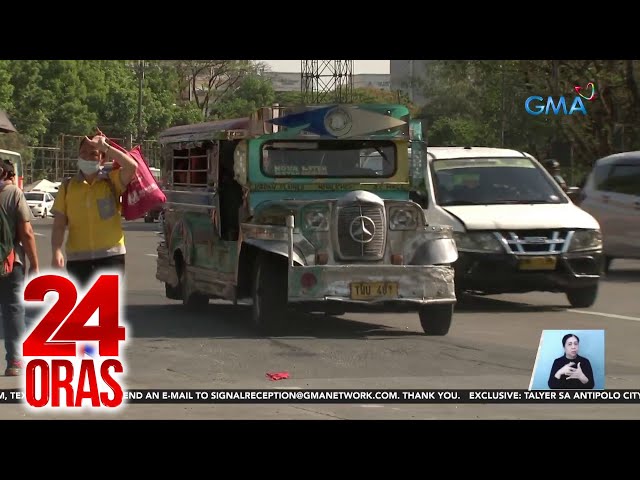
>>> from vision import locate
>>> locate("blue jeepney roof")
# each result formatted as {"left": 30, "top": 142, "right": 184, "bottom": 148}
{"left": 158, "top": 103, "right": 412, "bottom": 145}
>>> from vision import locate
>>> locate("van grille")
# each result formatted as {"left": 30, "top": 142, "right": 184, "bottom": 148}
{"left": 498, "top": 230, "right": 570, "bottom": 254}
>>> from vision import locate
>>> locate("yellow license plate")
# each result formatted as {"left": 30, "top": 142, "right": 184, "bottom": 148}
{"left": 350, "top": 282, "right": 399, "bottom": 300}
{"left": 518, "top": 256, "right": 557, "bottom": 271}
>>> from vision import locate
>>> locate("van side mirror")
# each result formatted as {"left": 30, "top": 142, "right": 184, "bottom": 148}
{"left": 566, "top": 186, "right": 582, "bottom": 203}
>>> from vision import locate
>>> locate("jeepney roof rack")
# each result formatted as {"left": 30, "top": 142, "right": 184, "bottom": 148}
{"left": 158, "top": 103, "right": 413, "bottom": 144}
{"left": 158, "top": 117, "right": 251, "bottom": 145}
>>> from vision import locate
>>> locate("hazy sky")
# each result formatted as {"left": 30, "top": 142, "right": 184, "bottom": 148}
{"left": 261, "top": 60, "right": 390, "bottom": 74}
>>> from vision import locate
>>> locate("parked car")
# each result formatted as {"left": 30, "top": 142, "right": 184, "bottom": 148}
{"left": 410, "top": 146, "right": 604, "bottom": 308}
{"left": 24, "top": 190, "right": 55, "bottom": 218}
{"left": 576, "top": 152, "right": 640, "bottom": 272}
{"left": 144, "top": 203, "right": 163, "bottom": 223}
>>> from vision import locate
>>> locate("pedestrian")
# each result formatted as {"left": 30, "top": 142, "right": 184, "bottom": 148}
{"left": 0, "top": 159, "right": 39, "bottom": 376}
{"left": 543, "top": 159, "right": 568, "bottom": 192}
{"left": 50, "top": 131, "right": 138, "bottom": 286}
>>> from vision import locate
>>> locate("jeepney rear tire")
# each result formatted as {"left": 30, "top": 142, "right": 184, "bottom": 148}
{"left": 165, "top": 282, "right": 181, "bottom": 300}
{"left": 418, "top": 304, "right": 454, "bottom": 336}
{"left": 180, "top": 267, "right": 209, "bottom": 310}
{"left": 252, "top": 253, "right": 287, "bottom": 334}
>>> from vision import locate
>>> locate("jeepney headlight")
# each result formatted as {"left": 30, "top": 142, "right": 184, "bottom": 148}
{"left": 568, "top": 229, "right": 602, "bottom": 251}
{"left": 389, "top": 206, "right": 418, "bottom": 230}
{"left": 454, "top": 232, "right": 504, "bottom": 252}
{"left": 303, "top": 207, "right": 329, "bottom": 231}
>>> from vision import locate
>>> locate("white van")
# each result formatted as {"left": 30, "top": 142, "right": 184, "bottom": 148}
{"left": 411, "top": 146, "right": 604, "bottom": 308}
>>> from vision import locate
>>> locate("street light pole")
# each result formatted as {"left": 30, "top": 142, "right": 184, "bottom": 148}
{"left": 137, "top": 60, "right": 145, "bottom": 144}
{"left": 500, "top": 62, "right": 505, "bottom": 147}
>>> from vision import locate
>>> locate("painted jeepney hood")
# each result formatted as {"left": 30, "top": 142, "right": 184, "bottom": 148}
{"left": 243, "top": 103, "right": 413, "bottom": 211}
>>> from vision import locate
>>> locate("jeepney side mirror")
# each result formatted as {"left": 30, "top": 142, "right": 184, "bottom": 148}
{"left": 410, "top": 189, "right": 429, "bottom": 209}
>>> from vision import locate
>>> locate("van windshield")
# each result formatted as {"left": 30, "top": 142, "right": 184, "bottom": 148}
{"left": 432, "top": 157, "right": 568, "bottom": 205}
{"left": 261, "top": 140, "right": 397, "bottom": 178}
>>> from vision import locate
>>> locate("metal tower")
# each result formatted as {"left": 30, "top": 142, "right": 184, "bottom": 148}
{"left": 301, "top": 60, "right": 354, "bottom": 104}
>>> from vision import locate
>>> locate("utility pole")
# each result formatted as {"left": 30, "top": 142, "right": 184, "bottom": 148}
{"left": 500, "top": 62, "right": 505, "bottom": 147}
{"left": 137, "top": 60, "right": 145, "bottom": 144}
{"left": 301, "top": 60, "right": 353, "bottom": 104}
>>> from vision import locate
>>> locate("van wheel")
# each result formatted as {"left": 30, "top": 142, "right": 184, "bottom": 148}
{"left": 419, "top": 304, "right": 454, "bottom": 336}
{"left": 180, "top": 267, "right": 209, "bottom": 310}
{"left": 252, "top": 254, "right": 287, "bottom": 334}
{"left": 566, "top": 285, "right": 598, "bottom": 308}
{"left": 42, "top": 209, "right": 48, "bottom": 218}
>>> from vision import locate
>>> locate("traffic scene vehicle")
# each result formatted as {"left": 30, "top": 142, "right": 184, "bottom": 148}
{"left": 409, "top": 146, "right": 604, "bottom": 308}
{"left": 155, "top": 103, "right": 459, "bottom": 335}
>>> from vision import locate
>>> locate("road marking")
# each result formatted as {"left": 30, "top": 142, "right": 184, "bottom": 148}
{"left": 571, "top": 310, "right": 640, "bottom": 322}
{"left": 34, "top": 232, "right": 45, "bottom": 237}
{"left": 145, "top": 254, "right": 158, "bottom": 257}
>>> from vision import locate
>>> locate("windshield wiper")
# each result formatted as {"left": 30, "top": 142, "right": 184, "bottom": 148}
{"left": 491, "top": 200, "right": 558, "bottom": 204}
{"left": 440, "top": 200, "right": 481, "bottom": 206}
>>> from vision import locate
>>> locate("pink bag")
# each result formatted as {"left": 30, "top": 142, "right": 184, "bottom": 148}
{"left": 107, "top": 140, "right": 166, "bottom": 221}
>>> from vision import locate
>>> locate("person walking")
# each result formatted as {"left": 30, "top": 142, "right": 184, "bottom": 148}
{"left": 51, "top": 131, "right": 138, "bottom": 286}
{"left": 0, "top": 159, "right": 39, "bottom": 376}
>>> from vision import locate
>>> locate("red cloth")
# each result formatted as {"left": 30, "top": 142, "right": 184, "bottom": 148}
{"left": 107, "top": 140, "right": 166, "bottom": 221}
{"left": 266, "top": 372, "right": 290, "bottom": 381}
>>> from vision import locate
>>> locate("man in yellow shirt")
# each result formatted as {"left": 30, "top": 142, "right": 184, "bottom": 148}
{"left": 51, "top": 132, "right": 138, "bottom": 286}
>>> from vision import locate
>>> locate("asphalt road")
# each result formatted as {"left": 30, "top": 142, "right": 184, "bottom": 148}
{"left": 1, "top": 218, "right": 639, "bottom": 419}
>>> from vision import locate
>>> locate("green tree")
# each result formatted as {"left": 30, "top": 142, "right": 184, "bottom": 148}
{"left": 0, "top": 60, "right": 14, "bottom": 111}
{"left": 210, "top": 74, "right": 275, "bottom": 119}
{"left": 5, "top": 60, "right": 54, "bottom": 146}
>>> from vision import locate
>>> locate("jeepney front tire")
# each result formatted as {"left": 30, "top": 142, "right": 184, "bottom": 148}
{"left": 252, "top": 254, "right": 287, "bottom": 334}
{"left": 418, "top": 304, "right": 454, "bottom": 336}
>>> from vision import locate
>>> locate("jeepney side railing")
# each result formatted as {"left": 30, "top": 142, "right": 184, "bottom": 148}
{"left": 286, "top": 214, "right": 295, "bottom": 268}
{"left": 163, "top": 189, "right": 218, "bottom": 212}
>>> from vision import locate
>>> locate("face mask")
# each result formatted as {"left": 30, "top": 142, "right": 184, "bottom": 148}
{"left": 77, "top": 158, "right": 102, "bottom": 175}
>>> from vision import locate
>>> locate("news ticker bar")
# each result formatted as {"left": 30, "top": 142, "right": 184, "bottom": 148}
{"left": 2, "top": 389, "right": 640, "bottom": 404}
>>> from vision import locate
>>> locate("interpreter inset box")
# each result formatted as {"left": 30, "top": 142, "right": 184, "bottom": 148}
{"left": 529, "top": 330, "right": 605, "bottom": 390}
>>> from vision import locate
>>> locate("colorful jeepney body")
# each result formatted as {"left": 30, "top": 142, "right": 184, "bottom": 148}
{"left": 155, "top": 103, "right": 458, "bottom": 334}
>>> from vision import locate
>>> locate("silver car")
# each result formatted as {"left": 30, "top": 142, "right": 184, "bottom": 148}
{"left": 577, "top": 152, "right": 640, "bottom": 271}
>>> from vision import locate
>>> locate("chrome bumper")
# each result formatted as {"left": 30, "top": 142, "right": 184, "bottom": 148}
{"left": 287, "top": 264, "right": 456, "bottom": 305}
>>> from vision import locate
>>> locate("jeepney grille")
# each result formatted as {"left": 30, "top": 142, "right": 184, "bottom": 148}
{"left": 498, "top": 230, "right": 570, "bottom": 254}
{"left": 336, "top": 204, "right": 386, "bottom": 260}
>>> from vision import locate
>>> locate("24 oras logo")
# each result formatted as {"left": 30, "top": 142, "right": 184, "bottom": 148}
{"left": 525, "top": 82, "right": 597, "bottom": 116}
{"left": 21, "top": 271, "right": 128, "bottom": 411}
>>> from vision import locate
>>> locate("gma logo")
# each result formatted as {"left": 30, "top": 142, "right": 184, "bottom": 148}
{"left": 524, "top": 96, "right": 587, "bottom": 116}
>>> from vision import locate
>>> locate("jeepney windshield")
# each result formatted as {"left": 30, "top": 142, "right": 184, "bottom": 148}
{"left": 261, "top": 140, "right": 397, "bottom": 178}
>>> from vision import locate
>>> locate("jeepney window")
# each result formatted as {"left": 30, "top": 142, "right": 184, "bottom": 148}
{"left": 172, "top": 147, "right": 208, "bottom": 186}
{"left": 260, "top": 140, "right": 397, "bottom": 178}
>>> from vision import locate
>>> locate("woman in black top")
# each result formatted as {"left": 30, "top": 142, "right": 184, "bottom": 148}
{"left": 548, "top": 333, "right": 595, "bottom": 389}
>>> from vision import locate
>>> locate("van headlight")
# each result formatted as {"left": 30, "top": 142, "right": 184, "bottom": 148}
{"left": 454, "top": 232, "right": 504, "bottom": 252}
{"left": 568, "top": 230, "right": 602, "bottom": 251}
{"left": 302, "top": 207, "right": 329, "bottom": 231}
{"left": 389, "top": 206, "right": 418, "bottom": 230}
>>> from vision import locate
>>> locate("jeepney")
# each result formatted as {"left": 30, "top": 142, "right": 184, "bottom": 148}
{"left": 155, "top": 103, "right": 458, "bottom": 335}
